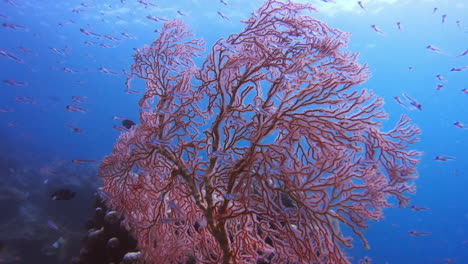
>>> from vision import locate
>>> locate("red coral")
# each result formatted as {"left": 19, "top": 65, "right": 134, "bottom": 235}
{"left": 99, "top": 1, "right": 421, "bottom": 263}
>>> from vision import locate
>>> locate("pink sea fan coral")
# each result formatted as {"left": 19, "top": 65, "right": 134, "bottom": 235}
{"left": 98, "top": 1, "right": 421, "bottom": 263}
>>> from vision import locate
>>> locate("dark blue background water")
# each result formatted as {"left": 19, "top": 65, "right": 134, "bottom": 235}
{"left": 0, "top": 0, "right": 467, "bottom": 263}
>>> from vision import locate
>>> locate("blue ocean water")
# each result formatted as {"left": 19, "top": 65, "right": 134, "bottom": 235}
{"left": 0, "top": 0, "right": 466, "bottom": 263}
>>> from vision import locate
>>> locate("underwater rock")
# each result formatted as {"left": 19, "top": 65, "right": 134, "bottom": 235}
{"left": 107, "top": 237, "right": 120, "bottom": 249}
{"left": 88, "top": 227, "right": 104, "bottom": 240}
{"left": 95, "top": 207, "right": 103, "bottom": 217}
{"left": 72, "top": 197, "right": 138, "bottom": 264}
{"left": 104, "top": 211, "right": 119, "bottom": 225}
{"left": 121, "top": 251, "right": 140, "bottom": 264}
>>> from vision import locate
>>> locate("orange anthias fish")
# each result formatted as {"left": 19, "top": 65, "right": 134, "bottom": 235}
{"left": 434, "top": 156, "right": 456, "bottom": 161}
{"left": 408, "top": 230, "right": 431, "bottom": 236}
{"left": 409, "top": 205, "right": 429, "bottom": 211}
{"left": 454, "top": 121, "right": 468, "bottom": 129}
{"left": 71, "top": 159, "right": 97, "bottom": 164}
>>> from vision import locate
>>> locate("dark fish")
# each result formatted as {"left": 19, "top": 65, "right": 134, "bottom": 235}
{"left": 122, "top": 119, "right": 135, "bottom": 129}
{"left": 51, "top": 189, "right": 76, "bottom": 200}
